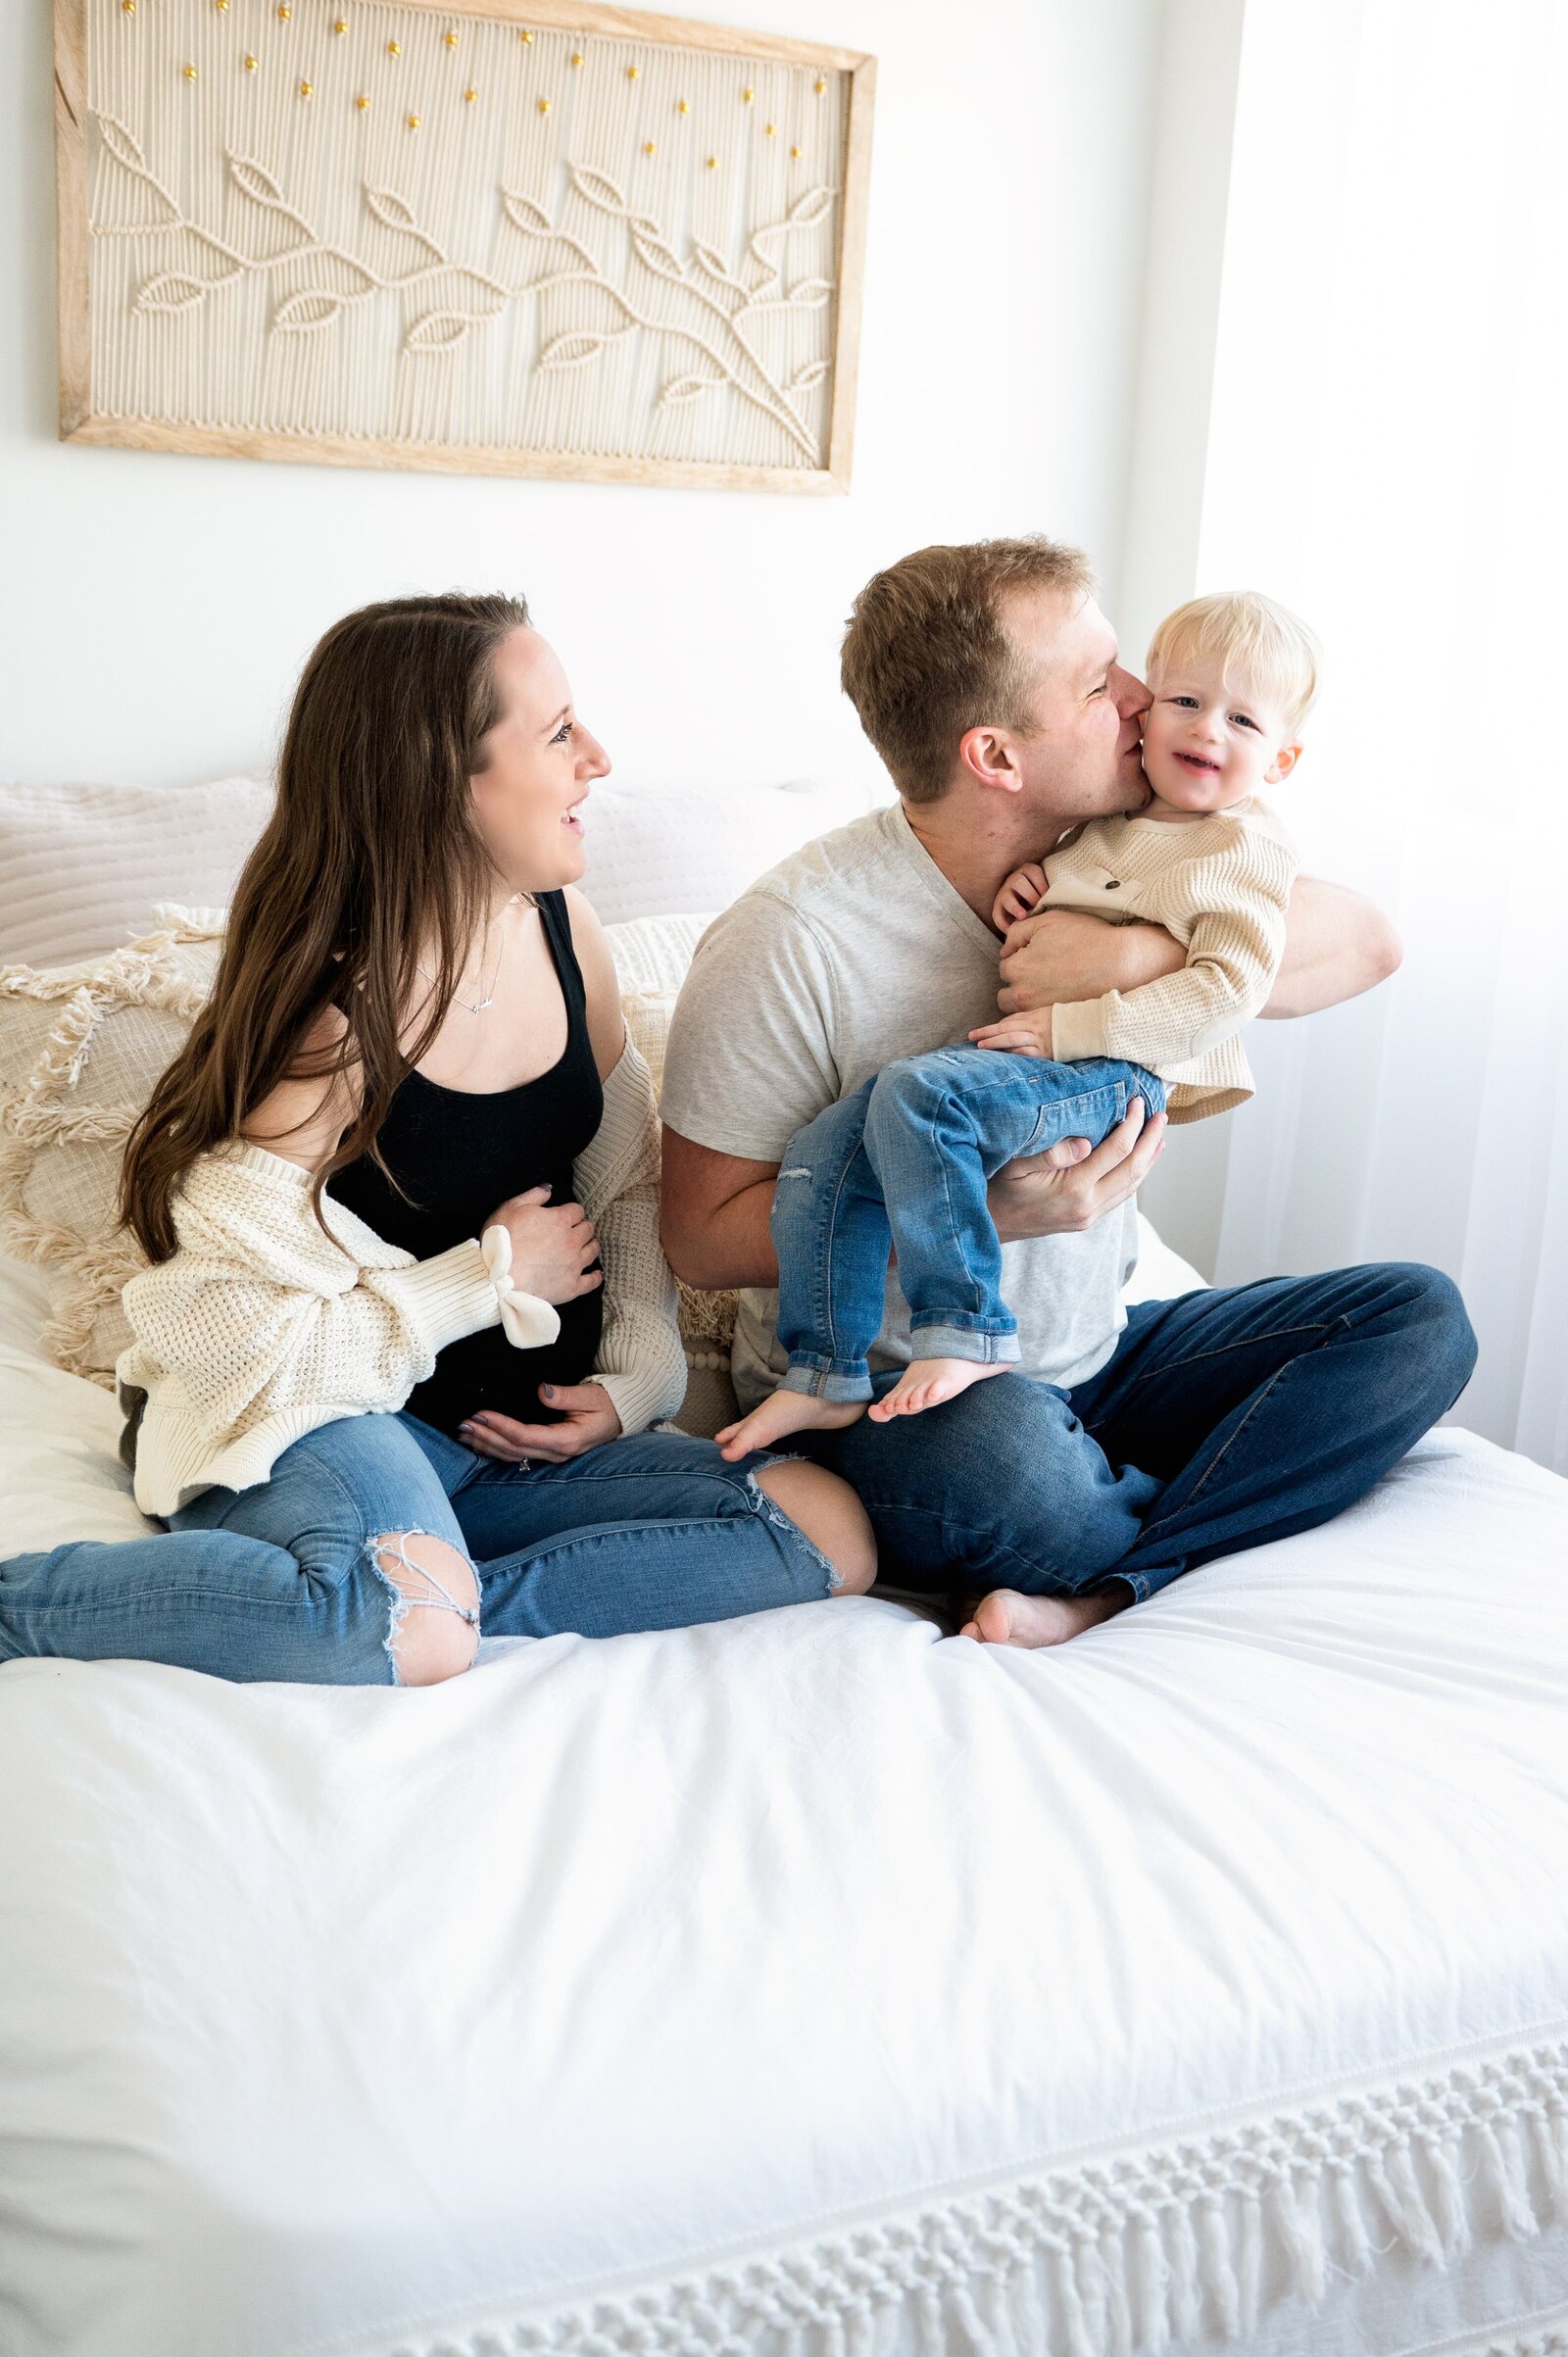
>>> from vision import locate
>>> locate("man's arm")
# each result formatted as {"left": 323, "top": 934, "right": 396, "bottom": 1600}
{"left": 1257, "top": 876, "right": 1401, "bottom": 1016}
{"left": 998, "top": 877, "right": 1400, "bottom": 1020}
{"left": 661, "top": 1130, "right": 780, "bottom": 1293}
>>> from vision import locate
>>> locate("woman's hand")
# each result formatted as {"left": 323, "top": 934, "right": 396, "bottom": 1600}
{"left": 488, "top": 1184, "right": 603, "bottom": 1304}
{"left": 459, "top": 1382, "right": 623, "bottom": 1463}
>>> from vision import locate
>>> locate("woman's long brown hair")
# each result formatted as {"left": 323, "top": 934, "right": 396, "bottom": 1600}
{"left": 120, "top": 592, "right": 531, "bottom": 1262}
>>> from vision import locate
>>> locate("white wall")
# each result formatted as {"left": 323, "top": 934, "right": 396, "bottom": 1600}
{"left": 0, "top": 0, "right": 1160, "bottom": 792}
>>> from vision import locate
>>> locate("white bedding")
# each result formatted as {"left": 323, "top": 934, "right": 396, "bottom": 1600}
{"left": 2, "top": 1253, "right": 1566, "bottom": 2357}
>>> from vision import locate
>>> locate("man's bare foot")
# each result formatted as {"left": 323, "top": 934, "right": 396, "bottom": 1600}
{"left": 715, "top": 1390, "right": 866, "bottom": 1462}
{"left": 867, "top": 1356, "right": 1008, "bottom": 1422}
{"left": 957, "top": 1586, "right": 1129, "bottom": 1647}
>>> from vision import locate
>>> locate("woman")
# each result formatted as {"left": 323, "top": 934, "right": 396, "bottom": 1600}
{"left": 0, "top": 594, "right": 874, "bottom": 1685}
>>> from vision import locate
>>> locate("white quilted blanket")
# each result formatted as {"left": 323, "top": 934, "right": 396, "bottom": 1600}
{"left": 1, "top": 1256, "right": 1566, "bottom": 2357}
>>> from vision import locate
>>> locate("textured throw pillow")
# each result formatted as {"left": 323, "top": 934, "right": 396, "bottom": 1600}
{"left": 0, "top": 907, "right": 740, "bottom": 1392}
{"left": 0, "top": 777, "right": 274, "bottom": 967}
{"left": 0, "top": 910, "right": 224, "bottom": 1382}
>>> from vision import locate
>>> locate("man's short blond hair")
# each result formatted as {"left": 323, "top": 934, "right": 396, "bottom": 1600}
{"left": 840, "top": 537, "right": 1098, "bottom": 805}
{"left": 1147, "top": 591, "right": 1322, "bottom": 736}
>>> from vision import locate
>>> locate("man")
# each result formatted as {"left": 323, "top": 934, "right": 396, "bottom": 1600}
{"left": 660, "top": 538, "right": 1476, "bottom": 1645}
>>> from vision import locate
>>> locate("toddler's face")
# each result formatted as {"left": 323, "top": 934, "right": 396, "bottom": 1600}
{"left": 1140, "top": 658, "right": 1299, "bottom": 813}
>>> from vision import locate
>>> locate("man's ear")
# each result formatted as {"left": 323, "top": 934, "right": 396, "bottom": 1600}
{"left": 958, "top": 724, "right": 1025, "bottom": 794}
{"left": 1266, "top": 741, "right": 1303, "bottom": 784}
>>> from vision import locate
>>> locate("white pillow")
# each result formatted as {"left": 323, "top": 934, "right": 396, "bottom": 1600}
{"left": 0, "top": 776, "right": 275, "bottom": 968}
{"left": 575, "top": 777, "right": 889, "bottom": 926}
{"left": 0, "top": 773, "right": 888, "bottom": 969}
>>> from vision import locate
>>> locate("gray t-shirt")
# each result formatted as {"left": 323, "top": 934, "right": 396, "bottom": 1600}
{"left": 661, "top": 803, "right": 1141, "bottom": 1411}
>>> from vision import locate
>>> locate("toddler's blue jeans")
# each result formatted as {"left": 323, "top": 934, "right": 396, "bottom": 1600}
{"left": 772, "top": 1047, "right": 1166, "bottom": 1400}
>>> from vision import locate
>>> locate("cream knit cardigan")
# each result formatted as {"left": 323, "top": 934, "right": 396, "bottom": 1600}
{"left": 117, "top": 1039, "right": 686, "bottom": 1516}
{"left": 1043, "top": 798, "right": 1298, "bottom": 1122}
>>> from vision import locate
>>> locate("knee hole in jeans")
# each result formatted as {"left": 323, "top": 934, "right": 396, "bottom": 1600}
{"left": 367, "top": 1529, "right": 480, "bottom": 1687}
{"left": 754, "top": 1462, "right": 877, "bottom": 1596}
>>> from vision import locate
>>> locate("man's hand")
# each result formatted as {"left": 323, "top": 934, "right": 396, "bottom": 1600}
{"left": 988, "top": 1096, "right": 1165, "bottom": 1242}
{"left": 999, "top": 908, "right": 1185, "bottom": 1014}
{"left": 458, "top": 1381, "right": 622, "bottom": 1464}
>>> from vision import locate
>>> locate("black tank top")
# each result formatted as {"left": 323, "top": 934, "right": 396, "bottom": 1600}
{"left": 329, "top": 891, "right": 605, "bottom": 1439}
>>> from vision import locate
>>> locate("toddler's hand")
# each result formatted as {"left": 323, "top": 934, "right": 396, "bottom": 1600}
{"left": 993, "top": 862, "right": 1050, "bottom": 932}
{"left": 969, "top": 1009, "right": 1056, "bottom": 1058}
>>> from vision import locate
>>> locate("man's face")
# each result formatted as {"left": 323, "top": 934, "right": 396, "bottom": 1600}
{"left": 1002, "top": 591, "right": 1152, "bottom": 827}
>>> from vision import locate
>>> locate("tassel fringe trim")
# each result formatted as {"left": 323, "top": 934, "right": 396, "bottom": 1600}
{"left": 382, "top": 2033, "right": 1568, "bottom": 2357}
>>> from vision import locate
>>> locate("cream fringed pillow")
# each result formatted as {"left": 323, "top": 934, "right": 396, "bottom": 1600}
{"left": 0, "top": 909, "right": 224, "bottom": 1384}
{"left": 0, "top": 907, "right": 741, "bottom": 1395}
{"left": 602, "top": 913, "right": 740, "bottom": 1389}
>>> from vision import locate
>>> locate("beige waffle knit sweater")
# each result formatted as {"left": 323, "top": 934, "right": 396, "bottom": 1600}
{"left": 116, "top": 1039, "right": 685, "bottom": 1515}
{"left": 1042, "top": 797, "right": 1298, "bottom": 1122}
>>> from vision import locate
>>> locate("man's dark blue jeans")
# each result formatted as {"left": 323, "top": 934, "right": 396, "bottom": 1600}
{"left": 803, "top": 1262, "right": 1477, "bottom": 1601}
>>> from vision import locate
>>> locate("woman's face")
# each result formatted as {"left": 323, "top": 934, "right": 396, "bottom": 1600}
{"left": 468, "top": 627, "right": 611, "bottom": 893}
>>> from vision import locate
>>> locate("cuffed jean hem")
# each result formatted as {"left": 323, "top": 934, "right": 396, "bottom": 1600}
{"left": 780, "top": 1358, "right": 876, "bottom": 1403}
{"left": 906, "top": 1319, "right": 1021, "bottom": 1364}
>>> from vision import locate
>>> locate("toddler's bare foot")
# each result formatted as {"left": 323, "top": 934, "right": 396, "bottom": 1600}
{"left": 867, "top": 1356, "right": 1009, "bottom": 1422}
{"left": 716, "top": 1390, "right": 866, "bottom": 1462}
{"left": 957, "top": 1586, "right": 1129, "bottom": 1647}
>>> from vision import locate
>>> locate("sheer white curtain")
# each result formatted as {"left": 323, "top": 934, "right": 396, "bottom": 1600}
{"left": 1188, "top": 0, "right": 1568, "bottom": 1470}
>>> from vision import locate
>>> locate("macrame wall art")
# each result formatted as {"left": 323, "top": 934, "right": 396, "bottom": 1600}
{"left": 53, "top": 0, "right": 875, "bottom": 489}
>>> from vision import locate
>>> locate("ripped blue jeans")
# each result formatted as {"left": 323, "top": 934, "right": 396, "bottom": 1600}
{"left": 0, "top": 1411, "right": 838, "bottom": 1686}
{"left": 774, "top": 1048, "right": 1166, "bottom": 1400}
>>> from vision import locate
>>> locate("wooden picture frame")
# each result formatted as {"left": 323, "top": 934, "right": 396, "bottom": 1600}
{"left": 53, "top": 0, "right": 874, "bottom": 491}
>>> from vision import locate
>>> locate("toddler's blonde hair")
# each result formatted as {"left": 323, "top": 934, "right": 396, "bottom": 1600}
{"left": 1147, "top": 591, "right": 1321, "bottom": 736}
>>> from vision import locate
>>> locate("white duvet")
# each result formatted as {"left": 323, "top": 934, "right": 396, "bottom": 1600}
{"left": 2, "top": 1252, "right": 1567, "bottom": 2357}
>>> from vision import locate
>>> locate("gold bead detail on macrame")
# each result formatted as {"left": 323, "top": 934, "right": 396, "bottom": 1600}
{"left": 333, "top": 16, "right": 347, "bottom": 29}
{"left": 215, "top": 1, "right": 229, "bottom": 14}
{"left": 765, "top": 121, "right": 776, "bottom": 135}
{"left": 386, "top": 38, "right": 401, "bottom": 56}
{"left": 677, "top": 97, "right": 689, "bottom": 114}
{"left": 121, "top": 2, "right": 135, "bottom": 16}
{"left": 355, "top": 91, "right": 369, "bottom": 107}
{"left": 244, "top": 52, "right": 258, "bottom": 69}
{"left": 625, "top": 64, "right": 640, "bottom": 79}
{"left": 299, "top": 77, "right": 313, "bottom": 96}
{"left": 518, "top": 27, "right": 533, "bottom": 41}
{"left": 537, "top": 96, "right": 551, "bottom": 113}
{"left": 790, "top": 144, "right": 802, "bottom": 159}
{"left": 275, "top": 5, "right": 289, "bottom": 18}
{"left": 706, "top": 154, "right": 717, "bottom": 169}
{"left": 569, "top": 51, "right": 583, "bottom": 66}
{"left": 741, "top": 85, "right": 755, "bottom": 102}
{"left": 406, "top": 112, "right": 419, "bottom": 128}
{"left": 182, "top": 61, "right": 198, "bottom": 78}
{"left": 814, "top": 76, "right": 827, "bottom": 94}
{"left": 465, "top": 84, "right": 477, "bottom": 102}
{"left": 643, "top": 140, "right": 656, "bottom": 155}
{"left": 445, "top": 27, "right": 459, "bottom": 45}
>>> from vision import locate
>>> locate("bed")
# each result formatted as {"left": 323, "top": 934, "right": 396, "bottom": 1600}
{"left": 1, "top": 775, "right": 1565, "bottom": 2357}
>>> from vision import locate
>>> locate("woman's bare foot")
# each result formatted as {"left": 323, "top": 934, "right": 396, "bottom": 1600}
{"left": 957, "top": 1586, "right": 1128, "bottom": 1647}
{"left": 716, "top": 1390, "right": 866, "bottom": 1462}
{"left": 867, "top": 1356, "right": 1008, "bottom": 1422}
